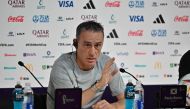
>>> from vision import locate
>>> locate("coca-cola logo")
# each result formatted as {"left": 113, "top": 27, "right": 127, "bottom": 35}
{"left": 174, "top": 16, "right": 189, "bottom": 22}
{"left": 105, "top": 1, "right": 120, "bottom": 7}
{"left": 8, "top": 16, "right": 24, "bottom": 22}
{"left": 128, "top": 30, "right": 143, "bottom": 36}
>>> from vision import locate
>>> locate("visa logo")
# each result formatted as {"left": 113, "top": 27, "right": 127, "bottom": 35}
{"left": 129, "top": 16, "right": 144, "bottom": 22}
{"left": 58, "top": 0, "right": 74, "bottom": 7}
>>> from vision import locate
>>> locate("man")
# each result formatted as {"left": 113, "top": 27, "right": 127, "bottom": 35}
{"left": 47, "top": 20, "right": 125, "bottom": 109}
{"left": 178, "top": 50, "right": 190, "bottom": 106}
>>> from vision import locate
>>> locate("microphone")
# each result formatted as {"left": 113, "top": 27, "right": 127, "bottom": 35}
{"left": 119, "top": 68, "right": 138, "bottom": 81}
{"left": 18, "top": 61, "right": 54, "bottom": 101}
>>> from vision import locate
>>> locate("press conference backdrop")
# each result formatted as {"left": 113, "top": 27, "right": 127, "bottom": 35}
{"left": 0, "top": 0, "right": 190, "bottom": 88}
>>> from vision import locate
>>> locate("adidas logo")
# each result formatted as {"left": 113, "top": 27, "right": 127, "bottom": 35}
{"left": 153, "top": 14, "right": 165, "bottom": 24}
{"left": 107, "top": 29, "right": 119, "bottom": 38}
{"left": 83, "top": 0, "right": 95, "bottom": 9}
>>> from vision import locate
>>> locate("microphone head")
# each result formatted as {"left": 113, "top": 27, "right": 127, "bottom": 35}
{"left": 18, "top": 61, "right": 24, "bottom": 67}
{"left": 119, "top": 68, "right": 125, "bottom": 73}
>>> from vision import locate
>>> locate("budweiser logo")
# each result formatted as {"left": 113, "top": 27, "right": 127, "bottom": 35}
{"left": 128, "top": 30, "right": 143, "bottom": 36}
{"left": 174, "top": 16, "right": 189, "bottom": 22}
{"left": 105, "top": 1, "right": 120, "bottom": 7}
{"left": 8, "top": 16, "right": 24, "bottom": 22}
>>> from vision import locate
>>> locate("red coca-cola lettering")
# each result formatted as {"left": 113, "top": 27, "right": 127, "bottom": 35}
{"left": 105, "top": 1, "right": 120, "bottom": 7}
{"left": 174, "top": 16, "right": 189, "bottom": 22}
{"left": 128, "top": 30, "right": 143, "bottom": 36}
{"left": 8, "top": 16, "right": 24, "bottom": 22}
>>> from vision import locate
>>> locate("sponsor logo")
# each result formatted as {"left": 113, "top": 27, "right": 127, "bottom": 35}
{"left": 170, "top": 49, "right": 182, "bottom": 56}
{"left": 81, "top": 15, "right": 97, "bottom": 21}
{"left": 151, "top": 29, "right": 167, "bottom": 37}
{"left": 23, "top": 53, "right": 36, "bottom": 57}
{"left": 164, "top": 74, "right": 172, "bottom": 78}
{"left": 120, "top": 63, "right": 128, "bottom": 69}
{"left": 58, "top": 0, "right": 74, "bottom": 7}
{"left": 25, "top": 43, "right": 47, "bottom": 46}
{"left": 8, "top": 31, "right": 25, "bottom": 37}
{"left": 174, "top": 16, "right": 189, "bottom": 22}
{"left": 128, "top": 30, "right": 143, "bottom": 36}
{"left": 107, "top": 29, "right": 119, "bottom": 38}
{"left": 154, "top": 62, "right": 162, "bottom": 69}
{"left": 170, "top": 63, "right": 179, "bottom": 68}
{"left": 42, "top": 51, "right": 55, "bottom": 58}
{"left": 182, "top": 31, "right": 190, "bottom": 35}
{"left": 174, "top": 0, "right": 190, "bottom": 8}
{"left": 4, "top": 53, "right": 17, "bottom": 57}
{"left": 65, "top": 17, "right": 74, "bottom": 20}
{"left": 20, "top": 76, "right": 29, "bottom": 80}
{"left": 153, "top": 14, "right": 165, "bottom": 24}
{"left": 57, "top": 16, "right": 64, "bottom": 21}
{"left": 8, "top": 0, "right": 25, "bottom": 8}
{"left": 36, "top": 77, "right": 45, "bottom": 80}
{"left": 0, "top": 43, "right": 14, "bottom": 47}
{"left": 174, "top": 30, "right": 190, "bottom": 35}
{"left": 25, "top": 64, "right": 33, "bottom": 72}
{"left": 135, "top": 51, "right": 146, "bottom": 55}
{"left": 4, "top": 66, "right": 17, "bottom": 70}
{"left": 150, "top": 74, "right": 159, "bottom": 78}
{"left": 17, "top": 32, "right": 25, "bottom": 36}
{"left": 152, "top": 2, "right": 167, "bottom": 7}
{"left": 8, "top": 32, "right": 15, "bottom": 37}
{"left": 8, "top": 16, "right": 24, "bottom": 22}
{"left": 42, "top": 65, "right": 53, "bottom": 70}
{"left": 138, "top": 42, "right": 157, "bottom": 45}
{"left": 105, "top": 1, "right": 120, "bottom": 7}
{"left": 58, "top": 43, "right": 71, "bottom": 46}
{"left": 61, "top": 29, "right": 69, "bottom": 39}
{"left": 37, "top": 0, "right": 45, "bottom": 9}
{"left": 134, "top": 64, "right": 147, "bottom": 68}
{"left": 168, "top": 42, "right": 181, "bottom": 45}
{"left": 152, "top": 51, "right": 164, "bottom": 55}
{"left": 136, "top": 74, "right": 145, "bottom": 78}
{"left": 33, "top": 15, "right": 49, "bottom": 23}
{"left": 32, "top": 30, "right": 49, "bottom": 38}
{"left": 4, "top": 77, "right": 15, "bottom": 80}
{"left": 129, "top": 15, "right": 144, "bottom": 22}
{"left": 109, "top": 14, "right": 117, "bottom": 24}
{"left": 174, "top": 30, "right": 180, "bottom": 35}
{"left": 116, "top": 52, "right": 129, "bottom": 56}
{"left": 128, "top": 0, "right": 144, "bottom": 8}
{"left": 114, "top": 42, "right": 127, "bottom": 46}
{"left": 83, "top": 0, "right": 95, "bottom": 9}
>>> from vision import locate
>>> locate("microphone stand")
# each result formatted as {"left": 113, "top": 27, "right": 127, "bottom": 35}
{"left": 18, "top": 61, "right": 54, "bottom": 101}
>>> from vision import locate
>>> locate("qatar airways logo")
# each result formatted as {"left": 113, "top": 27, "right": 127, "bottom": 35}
{"left": 32, "top": 30, "right": 49, "bottom": 38}
{"left": 8, "top": 0, "right": 25, "bottom": 8}
{"left": 174, "top": 16, "right": 189, "bottom": 22}
{"left": 128, "top": 30, "right": 143, "bottom": 36}
{"left": 105, "top": 1, "right": 120, "bottom": 7}
{"left": 8, "top": 16, "right": 24, "bottom": 22}
{"left": 174, "top": 0, "right": 190, "bottom": 8}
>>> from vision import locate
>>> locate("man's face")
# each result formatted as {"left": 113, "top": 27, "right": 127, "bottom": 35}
{"left": 76, "top": 31, "right": 104, "bottom": 70}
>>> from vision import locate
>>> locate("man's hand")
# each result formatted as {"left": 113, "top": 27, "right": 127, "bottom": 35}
{"left": 92, "top": 100, "right": 116, "bottom": 109}
{"left": 97, "top": 57, "right": 118, "bottom": 88}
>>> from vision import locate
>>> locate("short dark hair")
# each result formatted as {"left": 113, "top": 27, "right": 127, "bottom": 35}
{"left": 178, "top": 50, "right": 190, "bottom": 80}
{"left": 76, "top": 20, "right": 104, "bottom": 39}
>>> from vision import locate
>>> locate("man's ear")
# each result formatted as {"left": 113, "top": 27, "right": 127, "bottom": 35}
{"left": 73, "top": 39, "right": 78, "bottom": 49}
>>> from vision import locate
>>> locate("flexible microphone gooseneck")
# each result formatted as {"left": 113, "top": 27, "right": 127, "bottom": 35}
{"left": 18, "top": 61, "right": 54, "bottom": 101}
{"left": 119, "top": 68, "right": 138, "bottom": 81}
